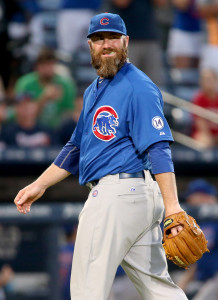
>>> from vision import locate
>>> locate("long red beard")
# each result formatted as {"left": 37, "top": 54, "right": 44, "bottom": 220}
{"left": 90, "top": 43, "right": 128, "bottom": 78}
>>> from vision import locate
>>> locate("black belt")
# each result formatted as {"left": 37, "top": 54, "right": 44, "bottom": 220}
{"left": 86, "top": 171, "right": 145, "bottom": 191}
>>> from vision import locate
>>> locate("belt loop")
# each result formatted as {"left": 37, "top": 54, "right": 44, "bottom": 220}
{"left": 144, "top": 170, "right": 152, "bottom": 184}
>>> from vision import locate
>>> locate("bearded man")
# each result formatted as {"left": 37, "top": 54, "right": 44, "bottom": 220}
{"left": 14, "top": 13, "right": 188, "bottom": 300}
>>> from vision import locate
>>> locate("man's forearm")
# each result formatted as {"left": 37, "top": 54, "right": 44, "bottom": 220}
{"left": 35, "top": 163, "right": 71, "bottom": 190}
{"left": 197, "top": 4, "right": 218, "bottom": 18}
{"left": 154, "top": 172, "right": 182, "bottom": 217}
{"left": 172, "top": 0, "right": 190, "bottom": 11}
{"left": 152, "top": 0, "right": 168, "bottom": 7}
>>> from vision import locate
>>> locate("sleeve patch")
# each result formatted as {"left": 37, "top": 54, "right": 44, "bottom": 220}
{"left": 152, "top": 116, "right": 164, "bottom": 130}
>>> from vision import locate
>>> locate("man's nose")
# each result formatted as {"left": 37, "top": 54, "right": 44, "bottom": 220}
{"left": 102, "top": 38, "right": 112, "bottom": 47}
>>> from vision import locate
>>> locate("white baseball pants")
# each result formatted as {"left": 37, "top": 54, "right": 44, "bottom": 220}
{"left": 70, "top": 171, "right": 188, "bottom": 300}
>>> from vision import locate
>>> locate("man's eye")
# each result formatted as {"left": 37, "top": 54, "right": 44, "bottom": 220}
{"left": 92, "top": 36, "right": 103, "bottom": 42}
{"left": 91, "top": 35, "right": 120, "bottom": 42}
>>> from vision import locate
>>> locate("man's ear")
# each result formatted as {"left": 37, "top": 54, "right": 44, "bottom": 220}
{"left": 125, "top": 35, "right": 129, "bottom": 47}
{"left": 87, "top": 39, "right": 91, "bottom": 48}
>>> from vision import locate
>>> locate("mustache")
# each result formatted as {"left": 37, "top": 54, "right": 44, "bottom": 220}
{"left": 90, "top": 42, "right": 128, "bottom": 78}
{"left": 100, "top": 48, "right": 117, "bottom": 55}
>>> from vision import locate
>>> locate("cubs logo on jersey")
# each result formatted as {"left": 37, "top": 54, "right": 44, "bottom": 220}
{"left": 92, "top": 106, "right": 119, "bottom": 141}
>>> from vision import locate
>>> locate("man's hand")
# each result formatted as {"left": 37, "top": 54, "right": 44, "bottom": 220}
{"left": 165, "top": 208, "right": 184, "bottom": 236}
{"left": 42, "top": 84, "right": 63, "bottom": 102}
{"left": 112, "top": 0, "right": 133, "bottom": 9}
{"left": 14, "top": 182, "right": 46, "bottom": 214}
{"left": 36, "top": 85, "right": 63, "bottom": 115}
{"left": 163, "top": 212, "right": 209, "bottom": 269}
{"left": 0, "top": 104, "right": 6, "bottom": 123}
{"left": 14, "top": 164, "right": 71, "bottom": 214}
{"left": 0, "top": 265, "right": 14, "bottom": 287}
{"left": 169, "top": 224, "right": 184, "bottom": 236}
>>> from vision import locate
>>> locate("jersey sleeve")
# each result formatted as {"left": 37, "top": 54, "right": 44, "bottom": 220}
{"left": 54, "top": 140, "right": 80, "bottom": 175}
{"left": 147, "top": 141, "right": 174, "bottom": 174}
{"left": 54, "top": 108, "right": 84, "bottom": 175}
{"left": 128, "top": 82, "right": 174, "bottom": 154}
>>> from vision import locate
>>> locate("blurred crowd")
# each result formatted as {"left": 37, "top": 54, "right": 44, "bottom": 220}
{"left": 0, "top": 0, "right": 218, "bottom": 149}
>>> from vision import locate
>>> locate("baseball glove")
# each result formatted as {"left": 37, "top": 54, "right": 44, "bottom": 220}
{"left": 163, "top": 211, "right": 209, "bottom": 269}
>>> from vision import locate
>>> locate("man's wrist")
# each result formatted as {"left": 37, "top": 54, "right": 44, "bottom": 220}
{"left": 34, "top": 178, "right": 49, "bottom": 190}
{"left": 165, "top": 206, "right": 183, "bottom": 218}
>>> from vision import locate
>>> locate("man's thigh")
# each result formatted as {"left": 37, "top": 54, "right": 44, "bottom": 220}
{"left": 122, "top": 223, "right": 188, "bottom": 300}
{"left": 70, "top": 176, "right": 156, "bottom": 300}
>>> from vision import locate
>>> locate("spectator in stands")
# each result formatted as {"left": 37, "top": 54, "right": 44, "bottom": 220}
{"left": 0, "top": 0, "right": 13, "bottom": 92}
{"left": 178, "top": 179, "right": 218, "bottom": 300}
{"left": 0, "top": 78, "right": 6, "bottom": 121}
{"left": 104, "top": 0, "right": 167, "bottom": 85}
{"left": 58, "top": 92, "right": 83, "bottom": 145}
{"left": 167, "top": 0, "right": 203, "bottom": 69}
{"left": 59, "top": 224, "right": 78, "bottom": 300}
{"left": 0, "top": 98, "right": 7, "bottom": 149}
{"left": 155, "top": 0, "right": 174, "bottom": 52}
{"left": 184, "top": 178, "right": 217, "bottom": 205}
{"left": 14, "top": 48, "right": 77, "bottom": 129}
{"left": 6, "top": 0, "right": 41, "bottom": 91}
{"left": 0, "top": 92, "right": 56, "bottom": 148}
{"left": 0, "top": 265, "right": 14, "bottom": 300}
{"left": 191, "top": 68, "right": 218, "bottom": 148}
{"left": 57, "top": 0, "right": 103, "bottom": 57}
{"left": 0, "top": 79, "right": 10, "bottom": 149}
{"left": 196, "top": 0, "right": 218, "bottom": 73}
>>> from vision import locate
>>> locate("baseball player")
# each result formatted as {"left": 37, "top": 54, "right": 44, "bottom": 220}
{"left": 14, "top": 13, "right": 188, "bottom": 300}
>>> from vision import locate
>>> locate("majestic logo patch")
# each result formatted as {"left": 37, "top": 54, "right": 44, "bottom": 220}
{"left": 152, "top": 116, "right": 164, "bottom": 130}
{"left": 100, "top": 17, "right": 109, "bottom": 25}
{"left": 93, "top": 106, "right": 119, "bottom": 141}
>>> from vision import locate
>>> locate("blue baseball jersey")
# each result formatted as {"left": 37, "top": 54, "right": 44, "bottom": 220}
{"left": 55, "top": 62, "right": 173, "bottom": 185}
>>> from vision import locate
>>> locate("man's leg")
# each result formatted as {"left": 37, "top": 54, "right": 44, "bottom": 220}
{"left": 70, "top": 174, "right": 157, "bottom": 300}
{"left": 70, "top": 186, "right": 119, "bottom": 300}
{"left": 122, "top": 222, "right": 188, "bottom": 300}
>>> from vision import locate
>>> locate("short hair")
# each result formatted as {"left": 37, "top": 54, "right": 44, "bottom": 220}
{"left": 35, "top": 48, "right": 57, "bottom": 65}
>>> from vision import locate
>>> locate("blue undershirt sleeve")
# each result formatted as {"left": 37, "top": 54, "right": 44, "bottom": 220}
{"left": 54, "top": 140, "right": 80, "bottom": 176}
{"left": 147, "top": 141, "right": 174, "bottom": 174}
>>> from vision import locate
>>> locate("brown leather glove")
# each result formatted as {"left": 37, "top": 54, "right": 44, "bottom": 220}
{"left": 163, "top": 211, "right": 209, "bottom": 269}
